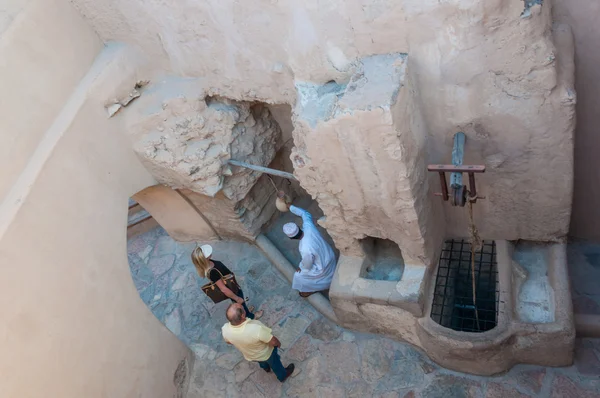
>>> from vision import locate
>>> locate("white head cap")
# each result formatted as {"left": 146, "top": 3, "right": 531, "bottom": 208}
{"left": 283, "top": 222, "right": 299, "bottom": 238}
{"left": 200, "top": 244, "right": 213, "bottom": 258}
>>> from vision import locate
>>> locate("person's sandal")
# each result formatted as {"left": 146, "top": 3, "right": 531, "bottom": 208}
{"left": 248, "top": 305, "right": 255, "bottom": 312}
{"left": 254, "top": 310, "right": 264, "bottom": 320}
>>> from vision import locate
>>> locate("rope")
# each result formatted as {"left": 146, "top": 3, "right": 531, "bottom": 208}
{"left": 467, "top": 194, "right": 482, "bottom": 331}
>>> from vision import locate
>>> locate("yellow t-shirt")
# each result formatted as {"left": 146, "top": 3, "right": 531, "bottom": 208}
{"left": 222, "top": 319, "right": 274, "bottom": 362}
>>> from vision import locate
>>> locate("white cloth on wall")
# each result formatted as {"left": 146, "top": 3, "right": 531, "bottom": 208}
{"left": 289, "top": 205, "right": 337, "bottom": 293}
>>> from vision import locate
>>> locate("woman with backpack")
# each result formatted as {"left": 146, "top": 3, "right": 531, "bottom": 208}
{"left": 192, "top": 244, "right": 263, "bottom": 320}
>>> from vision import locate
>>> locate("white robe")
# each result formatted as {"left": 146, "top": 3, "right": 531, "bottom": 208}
{"left": 290, "top": 205, "right": 337, "bottom": 293}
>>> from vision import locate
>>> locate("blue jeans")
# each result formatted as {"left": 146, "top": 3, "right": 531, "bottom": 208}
{"left": 231, "top": 288, "right": 254, "bottom": 319}
{"left": 258, "top": 348, "right": 287, "bottom": 381}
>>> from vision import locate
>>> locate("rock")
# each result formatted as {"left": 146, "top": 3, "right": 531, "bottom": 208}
{"left": 189, "top": 343, "right": 213, "bottom": 359}
{"left": 306, "top": 318, "right": 342, "bottom": 342}
{"left": 232, "top": 360, "right": 256, "bottom": 383}
{"left": 486, "top": 383, "right": 530, "bottom": 398}
{"left": 376, "top": 359, "right": 425, "bottom": 391}
{"left": 575, "top": 339, "right": 600, "bottom": 376}
{"left": 374, "top": 392, "right": 401, "bottom": 398}
{"left": 319, "top": 341, "right": 361, "bottom": 383}
{"left": 551, "top": 374, "right": 600, "bottom": 398}
{"left": 271, "top": 315, "right": 311, "bottom": 349}
{"left": 132, "top": 265, "right": 154, "bottom": 291}
{"left": 317, "top": 385, "right": 346, "bottom": 398}
{"left": 286, "top": 383, "right": 318, "bottom": 398}
{"left": 342, "top": 331, "right": 355, "bottom": 342}
{"left": 421, "top": 375, "right": 481, "bottom": 398}
{"left": 420, "top": 362, "right": 436, "bottom": 374}
{"left": 172, "top": 271, "right": 196, "bottom": 290}
{"left": 138, "top": 244, "right": 153, "bottom": 260}
{"left": 240, "top": 379, "right": 264, "bottom": 398}
{"left": 127, "top": 235, "right": 147, "bottom": 255}
{"left": 255, "top": 269, "right": 287, "bottom": 291}
{"left": 148, "top": 254, "right": 175, "bottom": 277}
{"left": 139, "top": 285, "right": 155, "bottom": 303}
{"left": 347, "top": 383, "right": 374, "bottom": 398}
{"left": 513, "top": 368, "right": 546, "bottom": 394}
{"left": 246, "top": 259, "right": 268, "bottom": 279}
{"left": 361, "top": 339, "right": 393, "bottom": 383}
{"left": 130, "top": 92, "right": 283, "bottom": 200}
{"left": 287, "top": 335, "right": 317, "bottom": 362}
{"left": 253, "top": 295, "right": 295, "bottom": 327}
{"left": 215, "top": 351, "right": 243, "bottom": 370}
{"left": 153, "top": 235, "right": 176, "bottom": 256}
{"left": 285, "top": 356, "right": 329, "bottom": 398}
{"left": 247, "top": 364, "right": 282, "bottom": 397}
{"left": 165, "top": 308, "right": 182, "bottom": 337}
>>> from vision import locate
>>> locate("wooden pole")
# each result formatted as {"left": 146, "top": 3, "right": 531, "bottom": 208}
{"left": 227, "top": 159, "right": 298, "bottom": 181}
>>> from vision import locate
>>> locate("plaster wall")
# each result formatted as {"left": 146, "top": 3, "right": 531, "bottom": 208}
{"left": 292, "top": 54, "right": 443, "bottom": 265}
{"left": 552, "top": 0, "right": 600, "bottom": 241}
{"left": 133, "top": 184, "right": 218, "bottom": 242}
{"left": 71, "top": 0, "right": 575, "bottom": 246}
{"left": 0, "top": 26, "right": 191, "bottom": 398}
{"left": 0, "top": 0, "right": 102, "bottom": 203}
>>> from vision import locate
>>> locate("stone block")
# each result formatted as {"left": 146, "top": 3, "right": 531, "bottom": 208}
{"left": 306, "top": 318, "right": 342, "bottom": 342}
{"left": 129, "top": 82, "right": 282, "bottom": 201}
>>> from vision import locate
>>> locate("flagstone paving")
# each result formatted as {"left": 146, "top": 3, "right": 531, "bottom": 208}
{"left": 128, "top": 227, "right": 600, "bottom": 397}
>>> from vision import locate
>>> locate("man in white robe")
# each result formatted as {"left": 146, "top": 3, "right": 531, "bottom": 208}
{"left": 283, "top": 205, "right": 337, "bottom": 297}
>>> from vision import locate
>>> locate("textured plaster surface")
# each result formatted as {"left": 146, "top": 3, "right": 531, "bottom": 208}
{"left": 1, "top": 34, "right": 190, "bottom": 397}
{"left": 0, "top": 0, "right": 102, "bottom": 203}
{"left": 553, "top": 0, "right": 600, "bottom": 241}
{"left": 292, "top": 53, "right": 442, "bottom": 266}
{"left": 127, "top": 79, "right": 283, "bottom": 200}
{"left": 513, "top": 241, "right": 556, "bottom": 324}
{"left": 128, "top": 227, "right": 600, "bottom": 397}
{"left": 72, "top": 0, "right": 576, "bottom": 245}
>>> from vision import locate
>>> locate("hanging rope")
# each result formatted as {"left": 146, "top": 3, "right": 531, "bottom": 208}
{"left": 467, "top": 193, "right": 482, "bottom": 331}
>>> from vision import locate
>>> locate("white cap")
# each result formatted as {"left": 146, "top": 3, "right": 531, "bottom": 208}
{"left": 200, "top": 244, "right": 213, "bottom": 258}
{"left": 283, "top": 223, "right": 299, "bottom": 238}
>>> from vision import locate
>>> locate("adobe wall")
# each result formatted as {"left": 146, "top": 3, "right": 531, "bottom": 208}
{"left": 0, "top": 0, "right": 101, "bottom": 203}
{"left": 0, "top": 3, "right": 192, "bottom": 395}
{"left": 71, "top": 0, "right": 575, "bottom": 247}
{"left": 552, "top": 0, "right": 600, "bottom": 241}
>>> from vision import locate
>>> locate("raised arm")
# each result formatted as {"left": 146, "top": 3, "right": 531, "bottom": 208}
{"left": 289, "top": 205, "right": 314, "bottom": 228}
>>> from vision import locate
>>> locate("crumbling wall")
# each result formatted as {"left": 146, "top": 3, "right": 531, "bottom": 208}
{"left": 76, "top": 0, "right": 575, "bottom": 245}
{"left": 129, "top": 82, "right": 283, "bottom": 199}
{"left": 292, "top": 54, "right": 443, "bottom": 265}
{"left": 123, "top": 77, "right": 287, "bottom": 241}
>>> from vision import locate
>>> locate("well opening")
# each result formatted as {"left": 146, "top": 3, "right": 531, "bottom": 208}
{"left": 430, "top": 239, "right": 499, "bottom": 333}
{"left": 359, "top": 237, "right": 404, "bottom": 281}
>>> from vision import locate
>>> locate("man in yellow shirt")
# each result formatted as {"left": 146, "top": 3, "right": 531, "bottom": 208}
{"left": 222, "top": 303, "right": 295, "bottom": 382}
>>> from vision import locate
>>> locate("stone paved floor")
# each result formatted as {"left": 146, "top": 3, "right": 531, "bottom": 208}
{"left": 128, "top": 227, "right": 600, "bottom": 397}
{"left": 568, "top": 240, "right": 600, "bottom": 316}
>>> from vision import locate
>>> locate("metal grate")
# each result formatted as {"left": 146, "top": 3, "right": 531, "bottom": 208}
{"left": 430, "top": 239, "right": 499, "bottom": 333}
